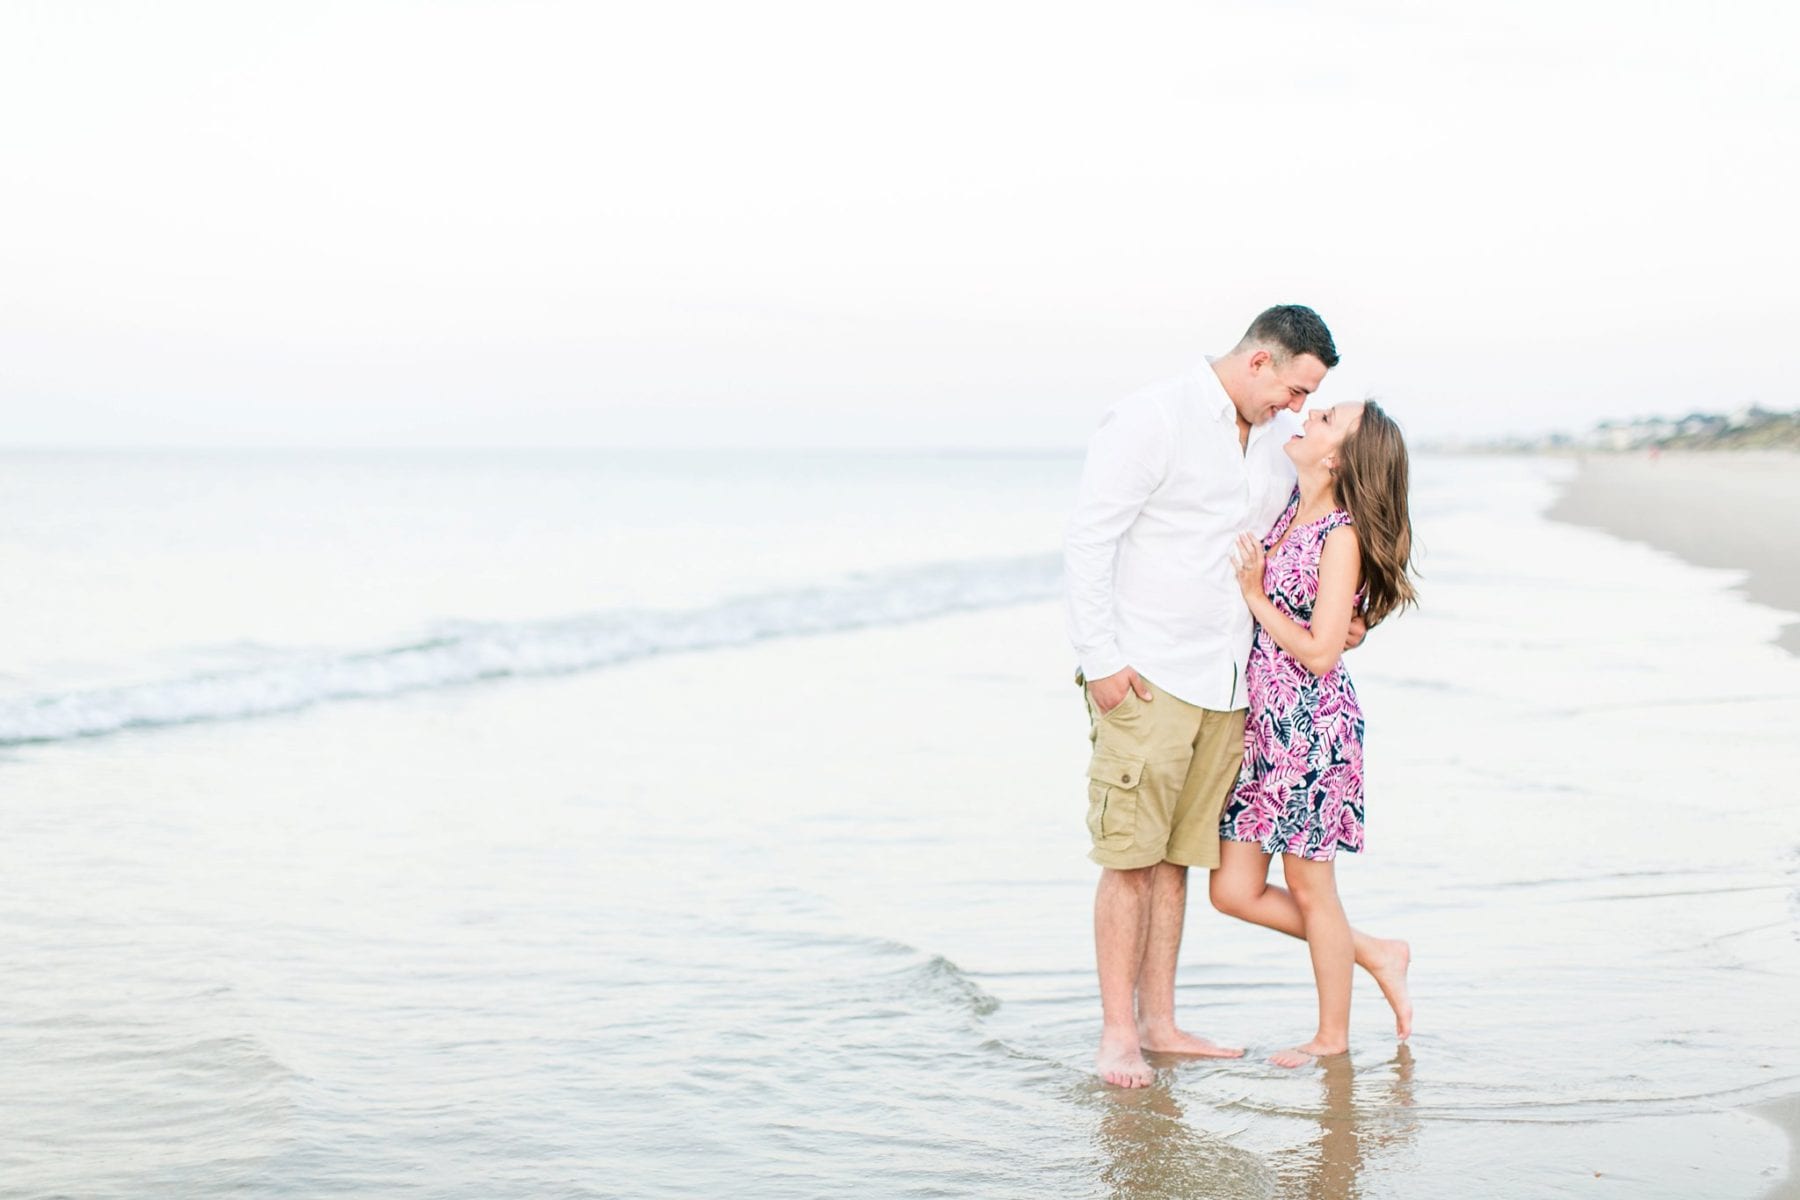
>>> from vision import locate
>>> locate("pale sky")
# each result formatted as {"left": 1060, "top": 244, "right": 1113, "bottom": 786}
{"left": 2, "top": 1, "right": 1795, "bottom": 449}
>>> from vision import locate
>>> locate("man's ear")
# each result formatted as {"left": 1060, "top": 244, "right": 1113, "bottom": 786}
{"left": 1247, "top": 349, "right": 1272, "bottom": 372}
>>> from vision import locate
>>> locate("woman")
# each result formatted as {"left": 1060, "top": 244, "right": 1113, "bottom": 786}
{"left": 1211, "top": 399, "right": 1418, "bottom": 1067}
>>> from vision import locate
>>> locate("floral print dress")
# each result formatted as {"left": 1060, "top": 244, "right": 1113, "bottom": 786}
{"left": 1220, "top": 490, "right": 1366, "bottom": 862}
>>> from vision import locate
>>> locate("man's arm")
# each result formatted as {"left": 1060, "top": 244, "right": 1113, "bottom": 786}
{"left": 1064, "top": 398, "right": 1168, "bottom": 709}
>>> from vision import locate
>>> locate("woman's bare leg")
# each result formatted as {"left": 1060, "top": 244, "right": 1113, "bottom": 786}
{"left": 1210, "top": 840, "right": 1412, "bottom": 1038}
{"left": 1271, "top": 853, "right": 1354, "bottom": 1067}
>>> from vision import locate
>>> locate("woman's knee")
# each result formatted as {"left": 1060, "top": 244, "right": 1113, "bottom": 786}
{"left": 1208, "top": 872, "right": 1253, "bottom": 916}
{"left": 1285, "top": 861, "right": 1338, "bottom": 911}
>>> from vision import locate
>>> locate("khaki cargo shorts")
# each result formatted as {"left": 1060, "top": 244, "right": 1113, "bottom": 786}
{"left": 1080, "top": 674, "right": 1247, "bottom": 871}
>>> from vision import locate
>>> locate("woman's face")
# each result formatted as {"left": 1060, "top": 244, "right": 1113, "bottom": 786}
{"left": 1284, "top": 401, "right": 1365, "bottom": 472}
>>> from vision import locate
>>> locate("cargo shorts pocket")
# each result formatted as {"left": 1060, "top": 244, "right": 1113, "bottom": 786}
{"left": 1085, "top": 747, "right": 1146, "bottom": 850}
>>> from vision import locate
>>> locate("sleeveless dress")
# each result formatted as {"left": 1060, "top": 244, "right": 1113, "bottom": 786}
{"left": 1219, "top": 490, "right": 1366, "bottom": 861}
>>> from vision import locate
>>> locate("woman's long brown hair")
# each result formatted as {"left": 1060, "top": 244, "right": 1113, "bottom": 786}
{"left": 1335, "top": 400, "right": 1417, "bottom": 626}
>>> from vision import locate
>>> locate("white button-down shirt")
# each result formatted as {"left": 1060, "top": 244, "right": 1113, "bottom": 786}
{"left": 1064, "top": 360, "right": 1301, "bottom": 711}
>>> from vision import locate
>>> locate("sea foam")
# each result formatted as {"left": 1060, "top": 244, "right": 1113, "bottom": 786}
{"left": 0, "top": 554, "right": 1060, "bottom": 745}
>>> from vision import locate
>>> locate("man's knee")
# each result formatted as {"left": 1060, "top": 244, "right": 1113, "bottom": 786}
{"left": 1099, "top": 864, "right": 1155, "bottom": 894}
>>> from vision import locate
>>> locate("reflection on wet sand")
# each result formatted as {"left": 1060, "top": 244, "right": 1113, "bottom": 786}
{"left": 1085, "top": 1047, "right": 1417, "bottom": 1200}
{"left": 1280, "top": 1046, "right": 1418, "bottom": 1200}
{"left": 1088, "top": 1081, "right": 1272, "bottom": 1199}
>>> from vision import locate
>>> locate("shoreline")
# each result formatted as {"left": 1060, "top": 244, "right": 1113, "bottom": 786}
{"left": 1545, "top": 450, "right": 1800, "bottom": 656}
{"left": 1549, "top": 450, "right": 1800, "bottom": 1194}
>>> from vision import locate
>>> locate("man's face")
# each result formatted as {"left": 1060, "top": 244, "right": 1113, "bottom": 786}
{"left": 1245, "top": 351, "right": 1328, "bottom": 426}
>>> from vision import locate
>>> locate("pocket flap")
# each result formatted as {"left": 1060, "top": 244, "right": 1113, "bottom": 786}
{"left": 1087, "top": 749, "right": 1146, "bottom": 790}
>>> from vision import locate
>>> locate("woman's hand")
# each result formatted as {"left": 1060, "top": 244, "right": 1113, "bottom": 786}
{"left": 1232, "top": 532, "right": 1266, "bottom": 598}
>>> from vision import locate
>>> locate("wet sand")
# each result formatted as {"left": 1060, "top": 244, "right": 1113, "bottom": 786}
{"left": 1547, "top": 450, "right": 1800, "bottom": 654}
{"left": 1759, "top": 1096, "right": 1800, "bottom": 1200}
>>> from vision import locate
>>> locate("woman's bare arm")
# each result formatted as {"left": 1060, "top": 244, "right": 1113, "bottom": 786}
{"left": 1234, "top": 526, "right": 1361, "bottom": 677}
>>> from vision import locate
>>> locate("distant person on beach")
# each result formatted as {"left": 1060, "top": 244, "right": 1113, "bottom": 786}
{"left": 1065, "top": 305, "right": 1410, "bottom": 1088}
{"left": 1213, "top": 399, "right": 1417, "bottom": 1067}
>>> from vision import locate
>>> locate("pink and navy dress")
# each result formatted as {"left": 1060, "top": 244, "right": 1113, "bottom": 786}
{"left": 1220, "top": 490, "right": 1366, "bottom": 862}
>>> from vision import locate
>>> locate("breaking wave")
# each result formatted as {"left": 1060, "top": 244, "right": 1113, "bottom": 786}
{"left": 0, "top": 554, "right": 1060, "bottom": 746}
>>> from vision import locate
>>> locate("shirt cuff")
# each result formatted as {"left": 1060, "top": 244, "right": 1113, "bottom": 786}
{"left": 1078, "top": 648, "right": 1128, "bottom": 683}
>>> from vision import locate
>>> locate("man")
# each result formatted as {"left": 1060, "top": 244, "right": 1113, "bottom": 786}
{"left": 1064, "top": 304, "right": 1360, "bottom": 1088}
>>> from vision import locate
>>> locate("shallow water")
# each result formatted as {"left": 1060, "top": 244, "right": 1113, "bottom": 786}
{"left": 1, "top": 453, "right": 1795, "bottom": 1197}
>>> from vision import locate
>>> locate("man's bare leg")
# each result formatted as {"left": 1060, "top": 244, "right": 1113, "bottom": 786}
{"left": 1133, "top": 860, "right": 1245, "bottom": 1059}
{"left": 1094, "top": 865, "right": 1155, "bottom": 1087}
{"left": 1209, "top": 841, "right": 1413, "bottom": 1039}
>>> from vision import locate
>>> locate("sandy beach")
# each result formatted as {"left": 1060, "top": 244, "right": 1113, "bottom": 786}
{"left": 1547, "top": 450, "right": 1800, "bottom": 655}
{"left": 3, "top": 453, "right": 1797, "bottom": 1197}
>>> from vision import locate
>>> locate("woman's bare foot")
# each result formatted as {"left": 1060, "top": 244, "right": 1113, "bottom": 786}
{"left": 1136, "top": 1021, "right": 1246, "bottom": 1059}
{"left": 1096, "top": 1028, "right": 1155, "bottom": 1088}
{"left": 1269, "top": 1037, "right": 1348, "bottom": 1069}
{"left": 1365, "top": 938, "right": 1413, "bottom": 1039}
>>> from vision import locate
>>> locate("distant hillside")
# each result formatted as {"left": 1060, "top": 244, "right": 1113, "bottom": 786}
{"left": 1459, "top": 406, "right": 1800, "bottom": 453}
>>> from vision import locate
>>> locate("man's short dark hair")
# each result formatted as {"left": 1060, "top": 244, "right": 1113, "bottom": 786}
{"left": 1238, "top": 304, "right": 1339, "bottom": 369}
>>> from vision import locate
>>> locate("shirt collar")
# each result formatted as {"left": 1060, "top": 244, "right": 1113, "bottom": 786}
{"left": 1197, "top": 356, "right": 1238, "bottom": 425}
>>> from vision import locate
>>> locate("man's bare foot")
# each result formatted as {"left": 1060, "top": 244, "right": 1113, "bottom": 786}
{"left": 1269, "top": 1037, "right": 1348, "bottom": 1069}
{"left": 1096, "top": 1028, "right": 1155, "bottom": 1088}
{"left": 1365, "top": 938, "right": 1413, "bottom": 1040}
{"left": 1136, "top": 1022, "right": 1246, "bottom": 1059}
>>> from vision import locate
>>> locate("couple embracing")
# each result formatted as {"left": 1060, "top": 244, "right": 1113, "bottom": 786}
{"left": 1065, "top": 304, "right": 1417, "bottom": 1087}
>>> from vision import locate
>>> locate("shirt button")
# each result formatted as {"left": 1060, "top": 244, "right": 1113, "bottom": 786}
{"left": 1121, "top": 772, "right": 1132, "bottom": 783}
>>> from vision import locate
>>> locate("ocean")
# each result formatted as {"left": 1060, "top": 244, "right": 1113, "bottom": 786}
{"left": 1, "top": 450, "right": 1795, "bottom": 1198}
